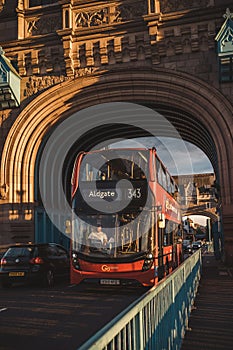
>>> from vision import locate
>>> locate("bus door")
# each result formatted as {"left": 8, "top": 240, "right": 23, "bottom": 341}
{"left": 157, "top": 213, "right": 166, "bottom": 280}
{"left": 157, "top": 227, "right": 164, "bottom": 280}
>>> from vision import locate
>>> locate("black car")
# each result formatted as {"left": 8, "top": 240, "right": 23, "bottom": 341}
{"left": 182, "top": 240, "right": 192, "bottom": 254}
{"left": 0, "top": 243, "right": 70, "bottom": 288}
{"left": 192, "top": 240, "right": 203, "bottom": 250}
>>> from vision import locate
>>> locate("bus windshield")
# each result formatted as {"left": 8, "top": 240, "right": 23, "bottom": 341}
{"left": 72, "top": 211, "right": 152, "bottom": 258}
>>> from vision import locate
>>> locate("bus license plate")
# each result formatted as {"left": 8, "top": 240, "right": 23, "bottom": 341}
{"left": 100, "top": 279, "right": 120, "bottom": 285}
{"left": 9, "top": 272, "right": 25, "bottom": 277}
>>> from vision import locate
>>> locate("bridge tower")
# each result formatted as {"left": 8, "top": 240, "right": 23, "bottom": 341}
{"left": 0, "top": 1, "right": 233, "bottom": 264}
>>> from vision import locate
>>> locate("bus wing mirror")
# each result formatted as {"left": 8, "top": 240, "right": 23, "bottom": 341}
{"left": 158, "top": 213, "right": 165, "bottom": 228}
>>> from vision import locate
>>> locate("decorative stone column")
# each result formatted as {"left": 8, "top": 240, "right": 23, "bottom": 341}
{"left": 222, "top": 204, "right": 233, "bottom": 265}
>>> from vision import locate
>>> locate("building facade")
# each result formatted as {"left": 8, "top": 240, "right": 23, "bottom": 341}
{"left": 0, "top": 1, "right": 233, "bottom": 263}
{"left": 174, "top": 173, "right": 218, "bottom": 220}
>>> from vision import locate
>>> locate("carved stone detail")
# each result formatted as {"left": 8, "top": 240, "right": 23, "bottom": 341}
{"left": 75, "top": 1, "right": 146, "bottom": 28}
{"left": 223, "top": 8, "right": 233, "bottom": 20}
{"left": 24, "top": 75, "right": 69, "bottom": 97}
{"left": 74, "top": 67, "right": 99, "bottom": 77}
{"left": 26, "top": 15, "right": 61, "bottom": 35}
{"left": 75, "top": 9, "right": 108, "bottom": 27}
{"left": 27, "top": 19, "right": 38, "bottom": 35}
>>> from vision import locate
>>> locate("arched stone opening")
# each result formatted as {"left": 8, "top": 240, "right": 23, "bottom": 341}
{"left": 1, "top": 68, "right": 232, "bottom": 263}
{"left": 186, "top": 211, "right": 217, "bottom": 221}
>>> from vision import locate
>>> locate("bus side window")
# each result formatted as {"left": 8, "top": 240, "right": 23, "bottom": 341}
{"left": 171, "top": 178, "right": 176, "bottom": 196}
{"left": 173, "top": 184, "right": 179, "bottom": 201}
{"left": 161, "top": 166, "right": 167, "bottom": 190}
{"left": 167, "top": 173, "right": 171, "bottom": 194}
{"left": 156, "top": 158, "right": 162, "bottom": 184}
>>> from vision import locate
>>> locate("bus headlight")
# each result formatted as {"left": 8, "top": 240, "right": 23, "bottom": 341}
{"left": 142, "top": 253, "right": 154, "bottom": 271}
{"left": 72, "top": 252, "right": 81, "bottom": 270}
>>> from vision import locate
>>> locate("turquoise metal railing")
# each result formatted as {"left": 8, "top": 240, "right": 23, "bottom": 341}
{"left": 78, "top": 250, "right": 202, "bottom": 350}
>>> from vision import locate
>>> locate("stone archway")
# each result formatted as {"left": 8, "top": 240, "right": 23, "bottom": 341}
{"left": 1, "top": 68, "right": 233, "bottom": 262}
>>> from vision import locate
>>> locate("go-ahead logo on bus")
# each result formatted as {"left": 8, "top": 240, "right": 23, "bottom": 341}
{"left": 101, "top": 265, "right": 118, "bottom": 272}
{"left": 101, "top": 265, "right": 111, "bottom": 272}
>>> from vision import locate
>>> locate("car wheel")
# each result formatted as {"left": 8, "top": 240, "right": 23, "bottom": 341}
{"left": 44, "top": 269, "right": 55, "bottom": 287}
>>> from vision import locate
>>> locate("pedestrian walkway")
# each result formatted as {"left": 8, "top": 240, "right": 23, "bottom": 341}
{"left": 181, "top": 252, "right": 233, "bottom": 350}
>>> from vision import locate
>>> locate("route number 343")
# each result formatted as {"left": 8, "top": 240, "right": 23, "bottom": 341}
{"left": 127, "top": 188, "right": 142, "bottom": 199}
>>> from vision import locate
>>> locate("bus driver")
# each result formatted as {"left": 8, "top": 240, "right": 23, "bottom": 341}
{"left": 88, "top": 225, "right": 108, "bottom": 246}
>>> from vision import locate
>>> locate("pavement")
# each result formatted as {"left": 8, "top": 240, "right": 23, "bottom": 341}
{"left": 181, "top": 252, "right": 233, "bottom": 350}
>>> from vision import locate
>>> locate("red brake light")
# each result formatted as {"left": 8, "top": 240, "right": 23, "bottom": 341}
{"left": 1, "top": 258, "right": 7, "bottom": 265}
{"left": 30, "top": 257, "right": 44, "bottom": 264}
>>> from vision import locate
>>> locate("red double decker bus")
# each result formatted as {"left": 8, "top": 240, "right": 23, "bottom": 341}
{"left": 70, "top": 148, "right": 183, "bottom": 287}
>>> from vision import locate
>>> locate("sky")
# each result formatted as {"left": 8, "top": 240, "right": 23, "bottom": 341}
{"left": 109, "top": 136, "right": 213, "bottom": 176}
{"left": 183, "top": 215, "right": 208, "bottom": 227}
